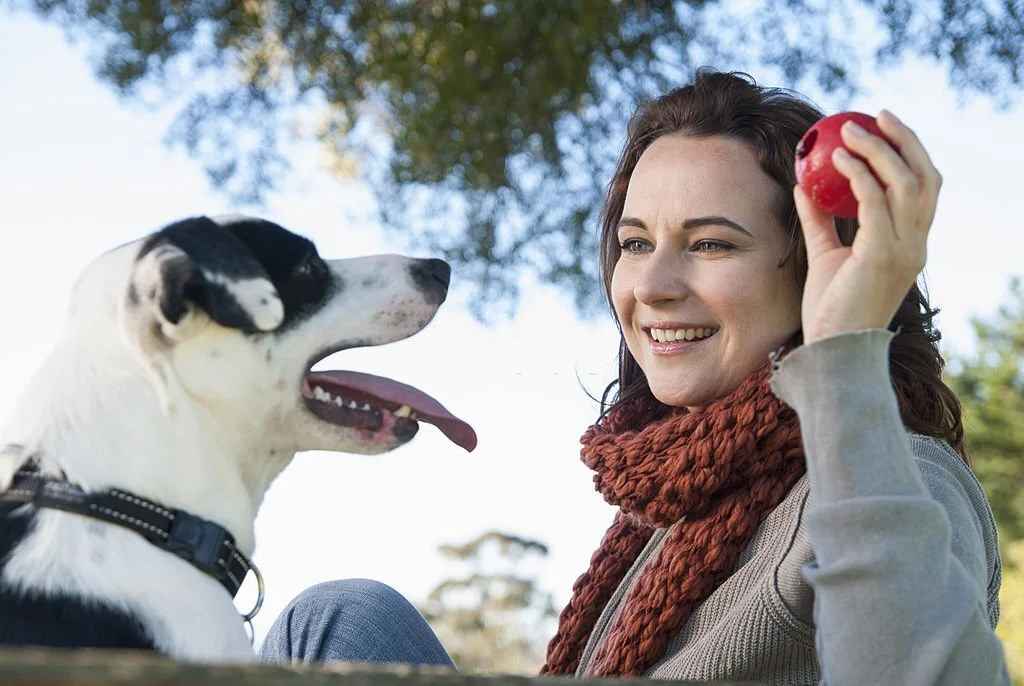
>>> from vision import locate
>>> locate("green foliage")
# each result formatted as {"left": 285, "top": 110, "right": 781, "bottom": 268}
{"left": 949, "top": 278, "right": 1024, "bottom": 548}
{"left": 997, "top": 542, "right": 1024, "bottom": 685}
{"left": 419, "top": 530, "right": 557, "bottom": 674}
{"left": 946, "top": 278, "right": 1024, "bottom": 682}
{"left": 9, "top": 1, "right": 1024, "bottom": 315}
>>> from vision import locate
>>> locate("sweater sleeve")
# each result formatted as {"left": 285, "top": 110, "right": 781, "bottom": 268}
{"left": 768, "top": 329, "right": 1009, "bottom": 686}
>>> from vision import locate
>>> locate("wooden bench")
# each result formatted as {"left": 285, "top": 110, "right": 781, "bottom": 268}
{"left": 0, "top": 648, "right": 754, "bottom": 685}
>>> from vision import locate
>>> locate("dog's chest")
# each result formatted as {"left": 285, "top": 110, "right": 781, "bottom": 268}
{"left": 1, "top": 509, "right": 254, "bottom": 660}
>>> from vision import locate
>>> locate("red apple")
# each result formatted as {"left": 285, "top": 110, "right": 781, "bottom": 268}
{"left": 794, "top": 112, "right": 891, "bottom": 218}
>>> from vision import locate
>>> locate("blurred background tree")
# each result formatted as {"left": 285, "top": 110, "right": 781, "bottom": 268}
{"left": 418, "top": 530, "right": 557, "bottom": 674}
{"left": 947, "top": 278, "right": 1024, "bottom": 683}
{"left": 6, "top": 0, "right": 1023, "bottom": 316}
{"left": 951, "top": 278, "right": 1024, "bottom": 550}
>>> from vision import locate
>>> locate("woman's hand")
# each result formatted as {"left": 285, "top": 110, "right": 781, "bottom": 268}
{"left": 794, "top": 110, "right": 941, "bottom": 345}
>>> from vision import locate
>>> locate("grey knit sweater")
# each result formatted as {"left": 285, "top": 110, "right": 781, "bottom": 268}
{"left": 575, "top": 330, "right": 1008, "bottom": 685}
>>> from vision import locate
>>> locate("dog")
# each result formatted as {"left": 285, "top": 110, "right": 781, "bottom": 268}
{"left": 0, "top": 215, "right": 475, "bottom": 661}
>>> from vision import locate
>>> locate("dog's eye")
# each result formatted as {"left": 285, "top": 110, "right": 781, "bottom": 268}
{"left": 294, "top": 255, "right": 327, "bottom": 279}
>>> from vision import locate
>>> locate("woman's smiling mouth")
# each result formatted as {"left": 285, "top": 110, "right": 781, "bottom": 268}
{"left": 646, "top": 325, "right": 719, "bottom": 352}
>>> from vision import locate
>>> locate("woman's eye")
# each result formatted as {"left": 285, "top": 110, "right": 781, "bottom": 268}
{"left": 619, "top": 238, "right": 652, "bottom": 254}
{"left": 693, "top": 240, "right": 732, "bottom": 253}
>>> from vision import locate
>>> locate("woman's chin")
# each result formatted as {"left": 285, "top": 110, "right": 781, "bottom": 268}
{"left": 649, "top": 385, "right": 719, "bottom": 411}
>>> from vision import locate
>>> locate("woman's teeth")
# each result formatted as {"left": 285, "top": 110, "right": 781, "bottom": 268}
{"left": 650, "top": 327, "right": 717, "bottom": 343}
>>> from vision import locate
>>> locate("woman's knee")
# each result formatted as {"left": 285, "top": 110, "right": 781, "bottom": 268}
{"left": 290, "top": 578, "right": 409, "bottom": 617}
{"left": 259, "top": 578, "right": 454, "bottom": 667}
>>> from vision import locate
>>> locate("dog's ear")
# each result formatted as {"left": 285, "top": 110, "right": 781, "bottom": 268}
{"left": 128, "top": 217, "right": 285, "bottom": 339}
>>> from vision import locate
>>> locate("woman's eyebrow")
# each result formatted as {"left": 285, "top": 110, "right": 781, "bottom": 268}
{"left": 617, "top": 216, "right": 647, "bottom": 231}
{"left": 617, "top": 215, "right": 753, "bottom": 237}
{"left": 682, "top": 216, "right": 753, "bottom": 237}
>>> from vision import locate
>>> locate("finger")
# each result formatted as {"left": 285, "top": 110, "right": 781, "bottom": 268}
{"left": 794, "top": 184, "right": 842, "bottom": 258}
{"left": 831, "top": 147, "right": 897, "bottom": 244}
{"left": 876, "top": 110, "right": 941, "bottom": 188}
{"left": 839, "top": 121, "right": 920, "bottom": 237}
{"left": 876, "top": 109, "right": 942, "bottom": 228}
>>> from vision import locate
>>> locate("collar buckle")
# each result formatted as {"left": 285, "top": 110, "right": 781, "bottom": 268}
{"left": 162, "top": 509, "right": 230, "bottom": 580}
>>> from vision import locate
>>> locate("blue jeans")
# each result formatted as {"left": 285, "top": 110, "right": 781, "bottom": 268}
{"left": 258, "top": 578, "right": 455, "bottom": 668}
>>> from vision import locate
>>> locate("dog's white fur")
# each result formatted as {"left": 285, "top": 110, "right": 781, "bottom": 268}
{"left": 0, "top": 217, "right": 448, "bottom": 660}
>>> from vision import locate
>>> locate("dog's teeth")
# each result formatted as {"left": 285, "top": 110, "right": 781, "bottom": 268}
{"left": 394, "top": 405, "right": 412, "bottom": 418}
{"left": 311, "top": 388, "right": 376, "bottom": 414}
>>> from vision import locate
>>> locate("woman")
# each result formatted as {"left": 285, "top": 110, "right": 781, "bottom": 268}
{"left": 261, "top": 71, "right": 1007, "bottom": 685}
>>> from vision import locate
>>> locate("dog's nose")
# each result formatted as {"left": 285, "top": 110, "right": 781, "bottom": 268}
{"left": 408, "top": 258, "right": 451, "bottom": 305}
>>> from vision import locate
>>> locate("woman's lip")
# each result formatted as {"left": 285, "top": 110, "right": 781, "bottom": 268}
{"left": 647, "top": 330, "right": 716, "bottom": 353}
{"left": 643, "top": 322, "right": 716, "bottom": 330}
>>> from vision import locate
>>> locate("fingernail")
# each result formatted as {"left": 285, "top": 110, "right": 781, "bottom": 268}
{"left": 833, "top": 147, "right": 852, "bottom": 161}
{"left": 882, "top": 109, "right": 902, "bottom": 125}
{"left": 845, "top": 121, "right": 866, "bottom": 137}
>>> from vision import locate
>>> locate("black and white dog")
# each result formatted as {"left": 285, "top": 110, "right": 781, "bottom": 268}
{"left": 0, "top": 216, "right": 475, "bottom": 661}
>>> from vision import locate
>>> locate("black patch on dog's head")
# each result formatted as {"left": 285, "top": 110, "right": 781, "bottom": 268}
{"left": 138, "top": 216, "right": 336, "bottom": 333}
{"left": 215, "top": 217, "right": 339, "bottom": 331}
{"left": 155, "top": 252, "right": 204, "bottom": 325}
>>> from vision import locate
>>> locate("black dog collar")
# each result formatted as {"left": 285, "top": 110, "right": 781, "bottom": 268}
{"left": 0, "top": 452, "right": 264, "bottom": 622}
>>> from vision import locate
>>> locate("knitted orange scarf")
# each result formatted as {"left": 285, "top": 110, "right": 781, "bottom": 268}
{"left": 541, "top": 363, "right": 806, "bottom": 677}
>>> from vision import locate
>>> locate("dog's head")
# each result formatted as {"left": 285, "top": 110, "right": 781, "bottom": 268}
{"left": 111, "top": 215, "right": 475, "bottom": 459}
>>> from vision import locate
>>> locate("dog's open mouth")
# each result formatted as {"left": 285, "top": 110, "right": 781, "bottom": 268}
{"left": 301, "top": 371, "right": 477, "bottom": 452}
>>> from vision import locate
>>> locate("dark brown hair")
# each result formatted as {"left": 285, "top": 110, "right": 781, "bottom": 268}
{"left": 598, "top": 70, "right": 968, "bottom": 462}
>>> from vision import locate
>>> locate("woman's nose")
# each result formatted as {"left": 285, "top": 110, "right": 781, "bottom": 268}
{"left": 633, "top": 249, "right": 688, "bottom": 305}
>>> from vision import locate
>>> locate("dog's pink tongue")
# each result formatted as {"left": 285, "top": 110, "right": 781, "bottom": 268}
{"left": 306, "top": 371, "right": 477, "bottom": 452}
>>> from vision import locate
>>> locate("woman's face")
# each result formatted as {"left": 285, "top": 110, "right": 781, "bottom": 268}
{"left": 611, "top": 134, "right": 802, "bottom": 410}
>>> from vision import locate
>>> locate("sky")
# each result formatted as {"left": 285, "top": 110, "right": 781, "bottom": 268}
{"left": 0, "top": 10, "right": 1021, "bottom": 649}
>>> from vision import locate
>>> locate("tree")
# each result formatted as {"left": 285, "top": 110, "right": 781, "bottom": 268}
{"left": 418, "top": 530, "right": 557, "bottom": 674}
{"left": 998, "top": 542, "right": 1024, "bottom": 685}
{"left": 946, "top": 278, "right": 1024, "bottom": 683}
{"left": 8, "top": 1, "right": 1024, "bottom": 316}
{"left": 948, "top": 278, "right": 1024, "bottom": 549}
